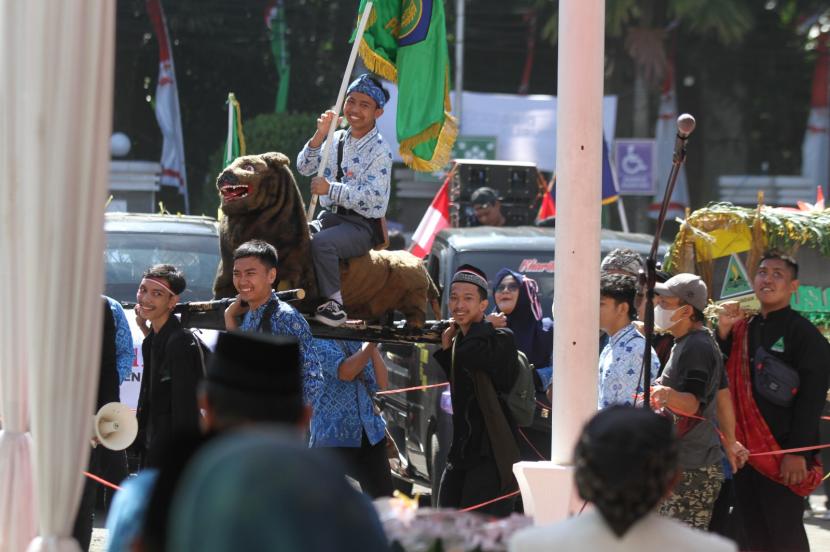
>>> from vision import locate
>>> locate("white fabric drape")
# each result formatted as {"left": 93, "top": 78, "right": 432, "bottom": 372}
{"left": 0, "top": 3, "right": 38, "bottom": 551}
{"left": 0, "top": 2, "right": 115, "bottom": 551}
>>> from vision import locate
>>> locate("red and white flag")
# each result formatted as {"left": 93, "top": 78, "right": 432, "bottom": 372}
{"left": 649, "top": 62, "right": 689, "bottom": 220}
{"left": 801, "top": 34, "right": 829, "bottom": 198}
{"left": 409, "top": 177, "right": 450, "bottom": 258}
{"left": 147, "top": 0, "right": 189, "bottom": 212}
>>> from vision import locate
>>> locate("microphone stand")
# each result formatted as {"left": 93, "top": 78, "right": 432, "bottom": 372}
{"left": 640, "top": 123, "right": 691, "bottom": 410}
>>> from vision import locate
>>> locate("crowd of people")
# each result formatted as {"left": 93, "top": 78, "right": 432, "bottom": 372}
{"left": 80, "top": 72, "right": 828, "bottom": 552}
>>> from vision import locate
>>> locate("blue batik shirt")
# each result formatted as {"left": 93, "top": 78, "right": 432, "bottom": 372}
{"left": 598, "top": 323, "right": 660, "bottom": 409}
{"left": 296, "top": 126, "right": 392, "bottom": 219}
{"left": 239, "top": 292, "right": 323, "bottom": 405}
{"left": 309, "top": 339, "right": 386, "bottom": 448}
{"left": 105, "top": 295, "right": 135, "bottom": 385}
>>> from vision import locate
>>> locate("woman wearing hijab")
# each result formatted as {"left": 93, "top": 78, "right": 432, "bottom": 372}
{"left": 487, "top": 268, "right": 554, "bottom": 462}
{"left": 487, "top": 268, "right": 553, "bottom": 389}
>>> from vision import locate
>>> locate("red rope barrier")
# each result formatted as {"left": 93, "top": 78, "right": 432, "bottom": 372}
{"left": 459, "top": 490, "right": 521, "bottom": 512}
{"left": 376, "top": 382, "right": 449, "bottom": 395}
{"left": 517, "top": 427, "right": 547, "bottom": 461}
{"left": 83, "top": 470, "right": 122, "bottom": 491}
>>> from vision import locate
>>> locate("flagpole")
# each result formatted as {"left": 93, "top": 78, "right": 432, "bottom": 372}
{"left": 306, "top": 2, "right": 374, "bottom": 221}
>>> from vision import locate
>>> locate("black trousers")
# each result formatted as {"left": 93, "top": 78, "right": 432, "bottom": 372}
{"left": 333, "top": 431, "right": 394, "bottom": 499}
{"left": 438, "top": 458, "right": 516, "bottom": 518}
{"left": 72, "top": 448, "right": 129, "bottom": 551}
{"left": 733, "top": 465, "right": 809, "bottom": 552}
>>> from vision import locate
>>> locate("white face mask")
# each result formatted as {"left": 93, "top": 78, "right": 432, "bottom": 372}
{"left": 654, "top": 305, "right": 680, "bottom": 331}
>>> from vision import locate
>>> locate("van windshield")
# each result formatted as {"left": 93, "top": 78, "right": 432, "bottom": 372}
{"left": 104, "top": 232, "right": 220, "bottom": 303}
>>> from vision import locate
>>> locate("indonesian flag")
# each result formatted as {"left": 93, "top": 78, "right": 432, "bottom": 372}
{"left": 536, "top": 175, "right": 556, "bottom": 221}
{"left": 147, "top": 0, "right": 189, "bottom": 212}
{"left": 649, "top": 61, "right": 689, "bottom": 220}
{"left": 801, "top": 34, "right": 829, "bottom": 197}
{"left": 409, "top": 176, "right": 450, "bottom": 258}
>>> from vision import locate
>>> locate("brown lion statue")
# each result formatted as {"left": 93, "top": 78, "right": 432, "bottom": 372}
{"left": 213, "top": 152, "right": 440, "bottom": 328}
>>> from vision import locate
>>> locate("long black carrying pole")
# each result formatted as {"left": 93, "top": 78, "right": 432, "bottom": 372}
{"left": 640, "top": 114, "right": 695, "bottom": 409}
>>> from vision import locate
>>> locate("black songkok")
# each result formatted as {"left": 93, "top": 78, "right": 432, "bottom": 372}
{"left": 451, "top": 264, "right": 488, "bottom": 293}
{"left": 207, "top": 331, "right": 301, "bottom": 399}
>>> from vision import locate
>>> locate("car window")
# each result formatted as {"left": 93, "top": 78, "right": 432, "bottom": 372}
{"left": 105, "top": 232, "right": 220, "bottom": 303}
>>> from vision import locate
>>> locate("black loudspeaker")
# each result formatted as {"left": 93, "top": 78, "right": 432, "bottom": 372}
{"left": 450, "top": 159, "right": 542, "bottom": 227}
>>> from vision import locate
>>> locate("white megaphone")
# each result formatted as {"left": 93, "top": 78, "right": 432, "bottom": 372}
{"left": 92, "top": 402, "right": 138, "bottom": 451}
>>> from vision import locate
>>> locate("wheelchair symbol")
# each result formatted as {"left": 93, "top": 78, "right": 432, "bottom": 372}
{"left": 621, "top": 145, "right": 647, "bottom": 175}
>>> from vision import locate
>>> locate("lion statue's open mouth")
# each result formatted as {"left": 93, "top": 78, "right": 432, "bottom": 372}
{"left": 219, "top": 183, "right": 250, "bottom": 202}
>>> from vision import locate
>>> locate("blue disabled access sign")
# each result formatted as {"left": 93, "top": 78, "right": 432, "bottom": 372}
{"left": 614, "top": 139, "right": 655, "bottom": 195}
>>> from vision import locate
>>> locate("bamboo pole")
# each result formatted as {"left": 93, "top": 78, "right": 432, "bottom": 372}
{"left": 306, "top": 2, "right": 374, "bottom": 221}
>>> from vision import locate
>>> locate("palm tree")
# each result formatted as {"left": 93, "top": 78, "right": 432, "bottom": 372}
{"left": 538, "top": 0, "right": 754, "bottom": 136}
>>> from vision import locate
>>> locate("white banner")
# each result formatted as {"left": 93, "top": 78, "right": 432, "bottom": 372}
{"left": 376, "top": 85, "right": 617, "bottom": 172}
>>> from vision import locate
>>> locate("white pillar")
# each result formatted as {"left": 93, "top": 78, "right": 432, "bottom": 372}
{"left": 514, "top": 0, "right": 605, "bottom": 525}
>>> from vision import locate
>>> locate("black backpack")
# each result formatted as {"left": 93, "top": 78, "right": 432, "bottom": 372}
{"left": 504, "top": 349, "right": 537, "bottom": 427}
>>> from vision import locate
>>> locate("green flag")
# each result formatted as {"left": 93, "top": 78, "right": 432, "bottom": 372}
{"left": 266, "top": 1, "right": 290, "bottom": 113}
{"left": 354, "top": 0, "right": 457, "bottom": 172}
{"left": 223, "top": 92, "right": 246, "bottom": 166}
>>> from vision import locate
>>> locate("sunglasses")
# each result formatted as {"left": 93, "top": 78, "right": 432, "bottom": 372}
{"left": 495, "top": 283, "right": 520, "bottom": 293}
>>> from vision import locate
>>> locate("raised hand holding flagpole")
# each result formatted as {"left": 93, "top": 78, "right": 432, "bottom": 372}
{"left": 306, "top": 2, "right": 374, "bottom": 221}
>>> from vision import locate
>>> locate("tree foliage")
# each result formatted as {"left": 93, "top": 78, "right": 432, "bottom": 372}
{"left": 202, "top": 112, "right": 317, "bottom": 214}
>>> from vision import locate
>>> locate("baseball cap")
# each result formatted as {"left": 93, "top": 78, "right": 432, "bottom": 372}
{"left": 654, "top": 273, "right": 708, "bottom": 311}
{"left": 470, "top": 187, "right": 500, "bottom": 207}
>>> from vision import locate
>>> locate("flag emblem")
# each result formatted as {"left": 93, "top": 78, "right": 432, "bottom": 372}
{"left": 771, "top": 337, "right": 785, "bottom": 353}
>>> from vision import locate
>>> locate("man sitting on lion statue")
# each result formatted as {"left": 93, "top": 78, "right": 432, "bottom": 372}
{"left": 213, "top": 74, "right": 439, "bottom": 330}
{"left": 296, "top": 73, "right": 393, "bottom": 327}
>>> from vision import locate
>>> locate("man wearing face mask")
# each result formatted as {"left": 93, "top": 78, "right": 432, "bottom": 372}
{"left": 649, "top": 273, "right": 745, "bottom": 530}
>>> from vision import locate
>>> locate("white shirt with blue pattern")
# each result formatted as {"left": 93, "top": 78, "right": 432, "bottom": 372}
{"left": 239, "top": 292, "right": 323, "bottom": 405}
{"left": 296, "top": 126, "right": 392, "bottom": 219}
{"left": 309, "top": 338, "right": 387, "bottom": 448}
{"left": 598, "top": 323, "right": 660, "bottom": 409}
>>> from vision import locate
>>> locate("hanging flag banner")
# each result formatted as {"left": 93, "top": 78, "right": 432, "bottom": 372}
{"left": 649, "top": 62, "right": 688, "bottom": 219}
{"left": 146, "top": 0, "right": 189, "bottom": 212}
{"left": 614, "top": 139, "right": 655, "bottom": 195}
{"left": 224, "top": 93, "right": 246, "bottom": 166}
{"left": 355, "top": 0, "right": 457, "bottom": 172}
{"left": 409, "top": 176, "right": 450, "bottom": 258}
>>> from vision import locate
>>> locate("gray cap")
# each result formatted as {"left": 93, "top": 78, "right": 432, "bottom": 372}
{"left": 654, "top": 273, "right": 708, "bottom": 311}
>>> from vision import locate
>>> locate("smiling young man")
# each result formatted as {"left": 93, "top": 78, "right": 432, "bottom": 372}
{"left": 224, "top": 240, "right": 322, "bottom": 406}
{"left": 597, "top": 274, "right": 660, "bottom": 409}
{"left": 717, "top": 252, "right": 830, "bottom": 552}
{"left": 296, "top": 73, "right": 393, "bottom": 327}
{"left": 433, "top": 265, "right": 521, "bottom": 517}
{"left": 134, "top": 264, "right": 204, "bottom": 465}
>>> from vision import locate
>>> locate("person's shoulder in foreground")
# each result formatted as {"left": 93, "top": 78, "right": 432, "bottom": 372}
{"left": 509, "top": 509, "right": 736, "bottom": 552}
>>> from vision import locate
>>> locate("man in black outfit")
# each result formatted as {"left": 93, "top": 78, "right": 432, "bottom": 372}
{"left": 718, "top": 252, "right": 830, "bottom": 551}
{"left": 434, "top": 264, "right": 520, "bottom": 517}
{"left": 134, "top": 264, "right": 204, "bottom": 465}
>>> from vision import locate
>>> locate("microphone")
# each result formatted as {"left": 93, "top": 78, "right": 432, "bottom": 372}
{"left": 673, "top": 113, "right": 696, "bottom": 163}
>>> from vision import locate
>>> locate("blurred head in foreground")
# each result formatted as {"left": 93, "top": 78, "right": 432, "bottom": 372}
{"left": 573, "top": 406, "right": 679, "bottom": 537}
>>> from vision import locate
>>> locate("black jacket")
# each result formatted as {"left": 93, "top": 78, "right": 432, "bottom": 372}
{"left": 136, "top": 316, "right": 204, "bottom": 462}
{"left": 434, "top": 321, "right": 519, "bottom": 467}
{"left": 719, "top": 306, "right": 830, "bottom": 456}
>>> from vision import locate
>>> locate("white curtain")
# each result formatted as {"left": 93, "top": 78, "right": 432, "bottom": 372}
{"left": 0, "top": 4, "right": 38, "bottom": 551}
{"left": 0, "top": 2, "right": 116, "bottom": 551}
